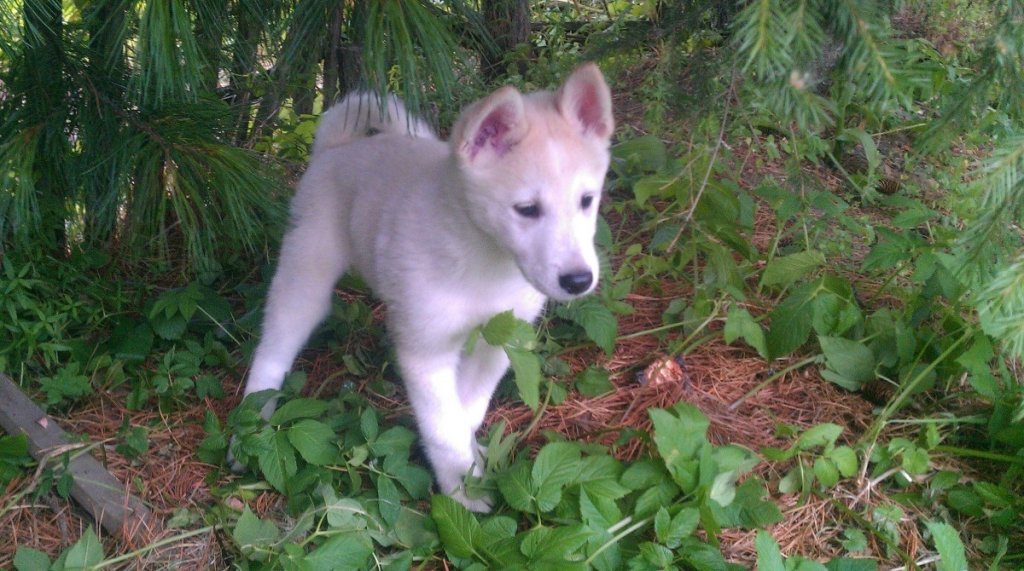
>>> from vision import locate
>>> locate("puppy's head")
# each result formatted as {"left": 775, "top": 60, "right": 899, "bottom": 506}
{"left": 450, "top": 63, "right": 614, "bottom": 301}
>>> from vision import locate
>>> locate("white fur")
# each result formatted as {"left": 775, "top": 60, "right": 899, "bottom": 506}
{"left": 239, "top": 64, "right": 614, "bottom": 511}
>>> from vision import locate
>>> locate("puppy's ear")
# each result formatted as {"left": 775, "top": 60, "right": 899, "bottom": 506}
{"left": 453, "top": 86, "right": 527, "bottom": 164}
{"left": 556, "top": 62, "right": 614, "bottom": 141}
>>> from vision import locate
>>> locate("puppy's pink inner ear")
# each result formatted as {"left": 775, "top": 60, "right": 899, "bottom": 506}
{"left": 574, "top": 88, "right": 609, "bottom": 137}
{"left": 469, "top": 106, "right": 517, "bottom": 159}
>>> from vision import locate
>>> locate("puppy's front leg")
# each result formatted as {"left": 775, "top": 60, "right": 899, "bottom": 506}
{"left": 397, "top": 347, "right": 491, "bottom": 512}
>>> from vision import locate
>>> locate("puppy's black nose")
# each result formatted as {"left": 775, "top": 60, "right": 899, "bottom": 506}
{"left": 559, "top": 271, "right": 593, "bottom": 295}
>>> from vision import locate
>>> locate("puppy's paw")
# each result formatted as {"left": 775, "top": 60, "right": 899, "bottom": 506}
{"left": 449, "top": 488, "right": 492, "bottom": 513}
{"left": 226, "top": 435, "right": 247, "bottom": 474}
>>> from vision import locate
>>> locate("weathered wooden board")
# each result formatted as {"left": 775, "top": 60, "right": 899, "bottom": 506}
{"left": 0, "top": 373, "right": 157, "bottom": 537}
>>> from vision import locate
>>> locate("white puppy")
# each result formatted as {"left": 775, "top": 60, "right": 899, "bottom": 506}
{"left": 239, "top": 64, "right": 614, "bottom": 511}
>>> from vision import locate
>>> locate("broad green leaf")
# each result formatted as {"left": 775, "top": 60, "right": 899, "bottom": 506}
{"left": 710, "top": 478, "right": 783, "bottom": 529}
{"left": 521, "top": 524, "right": 591, "bottom": 562}
{"left": 925, "top": 522, "right": 968, "bottom": 571}
{"left": 649, "top": 405, "right": 710, "bottom": 489}
{"left": 13, "top": 547, "right": 50, "bottom": 571}
{"left": 825, "top": 557, "right": 877, "bottom": 571}
{"left": 655, "top": 507, "right": 700, "bottom": 548}
{"left": 305, "top": 532, "right": 374, "bottom": 570}
{"left": 377, "top": 475, "right": 402, "bottom": 527}
{"left": 811, "top": 293, "right": 862, "bottom": 337}
{"left": 287, "top": 419, "right": 337, "bottom": 466}
{"left": 258, "top": 431, "right": 298, "bottom": 492}
{"left": 233, "top": 507, "right": 280, "bottom": 559}
{"left": 814, "top": 457, "right": 841, "bottom": 487}
{"left": 829, "top": 446, "right": 859, "bottom": 477}
{"left": 795, "top": 424, "right": 843, "bottom": 451}
{"left": 497, "top": 460, "right": 534, "bottom": 512}
{"left": 269, "top": 398, "right": 329, "bottom": 425}
{"left": 837, "top": 128, "right": 881, "bottom": 174}
{"left": 558, "top": 298, "right": 618, "bottom": 355}
{"left": 575, "top": 366, "right": 614, "bottom": 397}
{"left": 506, "top": 347, "right": 541, "bottom": 411}
{"left": 633, "top": 175, "right": 681, "bottom": 207}
{"left": 369, "top": 426, "right": 416, "bottom": 458}
{"left": 613, "top": 135, "right": 668, "bottom": 173}
{"left": 576, "top": 455, "right": 629, "bottom": 500}
{"left": 532, "top": 442, "right": 581, "bottom": 512}
{"left": 723, "top": 306, "right": 768, "bottom": 357}
{"left": 360, "top": 407, "right": 379, "bottom": 441}
{"left": 633, "top": 480, "right": 681, "bottom": 518}
{"left": 755, "top": 530, "right": 786, "bottom": 571}
{"left": 431, "top": 494, "right": 481, "bottom": 559}
{"left": 761, "top": 250, "right": 825, "bottom": 288}
{"left": 63, "top": 527, "right": 104, "bottom": 570}
{"left": 819, "top": 337, "right": 876, "bottom": 390}
{"left": 481, "top": 311, "right": 519, "bottom": 346}
{"left": 766, "top": 284, "right": 816, "bottom": 358}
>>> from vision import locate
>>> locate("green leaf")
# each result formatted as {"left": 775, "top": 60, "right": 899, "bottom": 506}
{"left": 613, "top": 135, "right": 668, "bottom": 173}
{"left": 377, "top": 475, "right": 402, "bottom": 527}
{"left": 766, "top": 284, "right": 816, "bottom": 358}
{"left": 761, "top": 250, "right": 825, "bottom": 288}
{"left": 368, "top": 426, "right": 416, "bottom": 459}
{"left": 795, "top": 424, "right": 843, "bottom": 451}
{"left": 13, "top": 547, "right": 51, "bottom": 571}
{"left": 575, "top": 366, "right": 614, "bottom": 396}
{"left": 506, "top": 347, "right": 541, "bottom": 411}
{"left": 925, "top": 522, "right": 968, "bottom": 571}
{"left": 232, "top": 507, "right": 280, "bottom": 559}
{"left": 258, "top": 430, "right": 298, "bottom": 492}
{"left": 497, "top": 461, "right": 534, "bottom": 512}
{"left": 633, "top": 175, "right": 681, "bottom": 207}
{"left": 481, "top": 311, "right": 519, "bottom": 346}
{"left": 755, "top": 530, "right": 786, "bottom": 571}
{"left": 431, "top": 494, "right": 481, "bottom": 560}
{"left": 63, "top": 527, "right": 104, "bottom": 570}
{"left": 828, "top": 446, "right": 859, "bottom": 477}
{"left": 557, "top": 298, "right": 618, "bottom": 355}
{"left": 813, "top": 457, "right": 841, "bottom": 487}
{"left": 269, "top": 398, "right": 329, "bottom": 425}
{"left": 649, "top": 404, "right": 709, "bottom": 490}
{"left": 532, "top": 442, "right": 581, "bottom": 512}
{"left": 287, "top": 419, "right": 337, "bottom": 466}
{"left": 819, "top": 336, "right": 876, "bottom": 390}
{"left": 723, "top": 306, "right": 768, "bottom": 357}
{"left": 655, "top": 507, "right": 700, "bottom": 548}
{"left": 837, "top": 128, "right": 881, "bottom": 175}
{"left": 305, "top": 532, "right": 374, "bottom": 570}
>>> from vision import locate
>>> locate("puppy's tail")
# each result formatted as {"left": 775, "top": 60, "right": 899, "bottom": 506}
{"left": 312, "top": 92, "right": 437, "bottom": 154}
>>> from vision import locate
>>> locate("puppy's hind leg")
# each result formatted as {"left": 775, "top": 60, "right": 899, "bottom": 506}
{"left": 244, "top": 223, "right": 349, "bottom": 418}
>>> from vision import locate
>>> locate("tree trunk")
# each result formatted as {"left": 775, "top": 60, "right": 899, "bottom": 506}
{"left": 322, "top": 3, "right": 344, "bottom": 108}
{"left": 230, "top": 1, "right": 261, "bottom": 145}
{"left": 482, "top": 0, "right": 530, "bottom": 79}
{"left": 23, "top": 0, "right": 68, "bottom": 252}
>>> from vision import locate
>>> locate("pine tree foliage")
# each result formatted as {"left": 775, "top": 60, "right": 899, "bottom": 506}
{"left": 0, "top": 0, "right": 478, "bottom": 272}
{"left": 732, "top": 0, "right": 912, "bottom": 132}
{"left": 941, "top": 1, "right": 1024, "bottom": 358}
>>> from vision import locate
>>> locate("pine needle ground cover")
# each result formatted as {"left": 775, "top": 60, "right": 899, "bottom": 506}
{"left": 1, "top": 1, "right": 1023, "bottom": 569}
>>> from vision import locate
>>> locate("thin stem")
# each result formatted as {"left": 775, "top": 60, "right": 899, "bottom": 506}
{"left": 728, "top": 354, "right": 822, "bottom": 411}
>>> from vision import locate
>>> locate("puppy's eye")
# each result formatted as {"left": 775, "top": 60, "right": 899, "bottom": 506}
{"left": 581, "top": 194, "right": 595, "bottom": 210}
{"left": 514, "top": 203, "right": 542, "bottom": 218}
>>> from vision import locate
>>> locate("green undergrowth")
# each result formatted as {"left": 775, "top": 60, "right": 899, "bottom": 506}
{"left": 4, "top": 2, "right": 1024, "bottom": 569}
